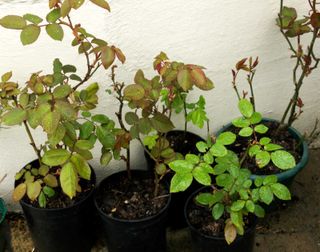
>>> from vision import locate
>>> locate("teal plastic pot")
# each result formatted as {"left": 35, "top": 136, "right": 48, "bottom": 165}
{"left": 0, "top": 198, "right": 8, "bottom": 252}
{"left": 216, "top": 118, "right": 309, "bottom": 187}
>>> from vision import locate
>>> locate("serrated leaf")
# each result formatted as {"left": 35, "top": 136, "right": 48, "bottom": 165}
{"left": 170, "top": 173, "right": 193, "bottom": 193}
{"left": 209, "top": 143, "right": 228, "bottom": 157}
{"left": 254, "top": 124, "right": 268, "bottom": 134}
{"left": 168, "top": 160, "right": 193, "bottom": 173}
{"left": 42, "top": 149, "right": 70, "bottom": 166}
{"left": 1, "top": 108, "right": 27, "bottom": 126}
{"left": 259, "top": 185, "right": 273, "bottom": 205}
{"left": 203, "top": 153, "right": 214, "bottom": 164}
{"left": 177, "top": 69, "right": 192, "bottom": 91}
{"left": 20, "top": 24, "right": 40, "bottom": 45}
{"left": 192, "top": 166, "right": 211, "bottom": 185}
{"left": 0, "top": 15, "right": 26, "bottom": 30}
{"left": 27, "top": 181, "right": 41, "bottom": 201}
{"left": 90, "top": 0, "right": 110, "bottom": 11}
{"left": 239, "top": 127, "right": 253, "bottom": 137}
{"left": 246, "top": 200, "right": 255, "bottom": 213}
{"left": 150, "top": 113, "right": 174, "bottom": 133}
{"left": 271, "top": 150, "right": 296, "bottom": 170}
{"left": 23, "top": 14, "right": 43, "bottom": 24}
{"left": 60, "top": 162, "right": 77, "bottom": 199}
{"left": 70, "top": 153, "right": 91, "bottom": 180}
{"left": 232, "top": 117, "right": 250, "bottom": 128}
{"left": 216, "top": 132, "right": 236, "bottom": 145}
{"left": 249, "top": 112, "right": 262, "bottom": 124}
{"left": 216, "top": 173, "right": 233, "bottom": 188}
{"left": 12, "top": 183, "right": 27, "bottom": 201}
{"left": 238, "top": 99, "right": 253, "bottom": 118}
{"left": 270, "top": 183, "right": 291, "bottom": 200}
{"left": 256, "top": 151, "right": 270, "bottom": 168}
{"left": 46, "top": 23, "right": 64, "bottom": 41}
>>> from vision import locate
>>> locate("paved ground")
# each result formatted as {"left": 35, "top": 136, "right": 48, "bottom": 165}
{"left": 3, "top": 149, "right": 320, "bottom": 252}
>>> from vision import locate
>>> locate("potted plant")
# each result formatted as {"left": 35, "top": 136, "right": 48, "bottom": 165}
{"left": 94, "top": 54, "right": 213, "bottom": 251}
{"left": 168, "top": 134, "right": 291, "bottom": 251}
{"left": 0, "top": 1, "right": 123, "bottom": 251}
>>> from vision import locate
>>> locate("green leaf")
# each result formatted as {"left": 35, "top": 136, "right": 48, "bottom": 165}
{"left": 231, "top": 200, "right": 245, "bottom": 211}
{"left": 238, "top": 99, "right": 253, "bottom": 118}
{"left": 101, "top": 46, "right": 115, "bottom": 69}
{"left": 254, "top": 177, "right": 263, "bottom": 187}
{"left": 256, "top": 151, "right": 271, "bottom": 168}
{"left": 1, "top": 71, "right": 12, "bottom": 82}
{"left": 20, "top": 24, "right": 41, "bottom": 45}
{"left": 177, "top": 69, "right": 192, "bottom": 91}
{"left": 155, "top": 163, "right": 167, "bottom": 175}
{"left": 100, "top": 151, "right": 112, "bottom": 166}
{"left": 249, "top": 112, "right": 262, "bottom": 124}
{"left": 150, "top": 113, "right": 174, "bottom": 133}
{"left": 62, "top": 65, "right": 76, "bottom": 73}
{"left": 43, "top": 186, "right": 55, "bottom": 197}
{"left": 260, "top": 137, "right": 271, "bottom": 145}
{"left": 203, "top": 153, "right": 214, "bottom": 164}
{"left": 96, "top": 126, "right": 115, "bottom": 148}
{"left": 0, "top": 15, "right": 26, "bottom": 29}
{"left": 185, "top": 154, "right": 200, "bottom": 164}
{"left": 212, "top": 203, "right": 224, "bottom": 220}
{"left": 168, "top": 160, "right": 193, "bottom": 173}
{"left": 230, "top": 211, "right": 243, "bottom": 229}
{"left": 239, "top": 127, "right": 253, "bottom": 137}
{"left": 61, "top": 0, "right": 72, "bottom": 17}
{"left": 232, "top": 117, "right": 250, "bottom": 128}
{"left": 72, "top": 0, "right": 85, "bottom": 9}
{"left": 70, "top": 74, "right": 82, "bottom": 81}
{"left": 70, "top": 153, "right": 91, "bottom": 180}
{"left": 42, "top": 111, "right": 61, "bottom": 134}
{"left": 23, "top": 14, "right": 43, "bottom": 24}
{"left": 38, "top": 191, "right": 46, "bottom": 208}
{"left": 1, "top": 108, "right": 27, "bottom": 126}
{"left": 170, "top": 173, "right": 193, "bottom": 193}
{"left": 271, "top": 150, "right": 296, "bottom": 170}
{"left": 259, "top": 185, "right": 273, "bottom": 205}
{"left": 196, "top": 141, "right": 208, "bottom": 153}
{"left": 213, "top": 164, "right": 227, "bottom": 175}
{"left": 270, "top": 183, "right": 291, "bottom": 200}
{"left": 254, "top": 124, "right": 268, "bottom": 134}
{"left": 46, "top": 23, "right": 64, "bottom": 41}
{"left": 196, "top": 193, "right": 214, "bottom": 205}
{"left": 249, "top": 145, "right": 261, "bottom": 157}
{"left": 90, "top": 0, "right": 110, "bottom": 11}
{"left": 143, "top": 135, "right": 158, "bottom": 149}
{"left": 264, "top": 143, "right": 283, "bottom": 151}
{"left": 216, "top": 132, "right": 236, "bottom": 145}
{"left": 80, "top": 121, "right": 94, "bottom": 139}
{"left": 42, "top": 149, "right": 70, "bottom": 166}
{"left": 123, "top": 84, "right": 145, "bottom": 101}
{"left": 75, "top": 140, "right": 94, "bottom": 150}
{"left": 53, "top": 85, "right": 72, "bottom": 99}
{"left": 192, "top": 166, "right": 211, "bottom": 186}
{"left": 60, "top": 162, "right": 77, "bottom": 199}
{"left": 216, "top": 173, "right": 233, "bottom": 188}
{"left": 125, "top": 112, "right": 139, "bottom": 125}
{"left": 210, "top": 143, "right": 228, "bottom": 157}
{"left": 12, "top": 183, "right": 27, "bottom": 202}
{"left": 138, "top": 118, "right": 152, "bottom": 134}
{"left": 27, "top": 181, "right": 41, "bottom": 201}
{"left": 46, "top": 9, "right": 61, "bottom": 23}
{"left": 263, "top": 175, "right": 278, "bottom": 185}
{"left": 39, "top": 165, "right": 49, "bottom": 176}
{"left": 43, "top": 174, "right": 58, "bottom": 187}
{"left": 48, "top": 124, "right": 66, "bottom": 145}
{"left": 254, "top": 204, "right": 265, "bottom": 218}
{"left": 92, "top": 114, "right": 109, "bottom": 124}
{"left": 245, "top": 200, "right": 255, "bottom": 213}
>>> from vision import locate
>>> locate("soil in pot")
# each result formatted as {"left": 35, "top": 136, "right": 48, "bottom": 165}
{"left": 17, "top": 160, "right": 96, "bottom": 252}
{"left": 145, "top": 130, "right": 206, "bottom": 229}
{"left": 185, "top": 188, "right": 256, "bottom": 252}
{"left": 94, "top": 170, "right": 170, "bottom": 252}
{"left": 227, "top": 121, "right": 302, "bottom": 175}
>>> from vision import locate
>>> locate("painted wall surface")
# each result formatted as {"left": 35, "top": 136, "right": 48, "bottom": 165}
{"left": 0, "top": 0, "right": 319, "bottom": 210}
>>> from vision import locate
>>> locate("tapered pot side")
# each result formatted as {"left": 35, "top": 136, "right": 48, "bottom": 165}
{"left": 216, "top": 118, "right": 309, "bottom": 187}
{"left": 184, "top": 187, "right": 256, "bottom": 252}
{"left": 17, "top": 160, "right": 96, "bottom": 252}
{"left": 94, "top": 170, "right": 171, "bottom": 252}
{"left": 144, "top": 130, "right": 206, "bottom": 229}
{"left": 0, "top": 198, "right": 10, "bottom": 252}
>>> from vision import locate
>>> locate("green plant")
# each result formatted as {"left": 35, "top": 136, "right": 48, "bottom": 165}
{"left": 0, "top": 0, "right": 124, "bottom": 206}
{"left": 168, "top": 137, "right": 291, "bottom": 244}
{"left": 232, "top": 98, "right": 296, "bottom": 170}
{"left": 277, "top": 0, "right": 320, "bottom": 127}
{"left": 109, "top": 52, "right": 214, "bottom": 196}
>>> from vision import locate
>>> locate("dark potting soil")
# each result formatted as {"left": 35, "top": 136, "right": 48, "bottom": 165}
{"left": 187, "top": 197, "right": 254, "bottom": 237}
{"left": 17, "top": 164, "right": 95, "bottom": 209}
{"left": 228, "top": 121, "right": 302, "bottom": 175}
{"left": 96, "top": 174, "right": 169, "bottom": 220}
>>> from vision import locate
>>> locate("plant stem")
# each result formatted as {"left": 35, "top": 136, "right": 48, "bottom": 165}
{"left": 183, "top": 96, "right": 188, "bottom": 132}
{"left": 247, "top": 72, "right": 256, "bottom": 112}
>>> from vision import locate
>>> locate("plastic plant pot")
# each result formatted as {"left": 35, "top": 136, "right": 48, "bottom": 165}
{"left": 0, "top": 198, "right": 8, "bottom": 252}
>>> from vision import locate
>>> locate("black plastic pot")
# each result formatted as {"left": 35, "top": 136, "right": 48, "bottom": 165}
{"left": 18, "top": 160, "right": 96, "bottom": 252}
{"left": 94, "top": 170, "right": 171, "bottom": 252}
{"left": 145, "top": 130, "right": 206, "bottom": 229}
{"left": 185, "top": 187, "right": 257, "bottom": 252}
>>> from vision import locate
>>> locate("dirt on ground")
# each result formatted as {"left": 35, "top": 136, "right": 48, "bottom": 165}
{"left": 4, "top": 149, "right": 320, "bottom": 252}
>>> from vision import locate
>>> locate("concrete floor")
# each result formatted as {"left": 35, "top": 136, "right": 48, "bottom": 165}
{"left": 5, "top": 149, "right": 320, "bottom": 252}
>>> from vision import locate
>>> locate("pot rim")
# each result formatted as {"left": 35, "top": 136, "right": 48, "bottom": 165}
{"left": 0, "top": 198, "right": 7, "bottom": 224}
{"left": 216, "top": 118, "right": 309, "bottom": 180}
{"left": 18, "top": 159, "right": 96, "bottom": 212}
{"left": 94, "top": 169, "right": 171, "bottom": 223}
{"left": 184, "top": 186, "right": 257, "bottom": 242}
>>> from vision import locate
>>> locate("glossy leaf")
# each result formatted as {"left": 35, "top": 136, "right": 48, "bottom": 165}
{"left": 1, "top": 108, "right": 27, "bottom": 126}
{"left": 238, "top": 99, "right": 253, "bottom": 118}
{"left": 216, "top": 132, "right": 236, "bottom": 145}
{"left": 254, "top": 124, "right": 268, "bottom": 134}
{"left": 12, "top": 183, "right": 27, "bottom": 201}
{"left": 271, "top": 150, "right": 296, "bottom": 170}
{"left": 42, "top": 149, "right": 70, "bottom": 166}
{"left": 259, "top": 185, "right": 273, "bottom": 205}
{"left": 209, "top": 143, "right": 228, "bottom": 157}
{"left": 60, "top": 162, "right": 77, "bottom": 199}
{"left": 27, "top": 181, "right": 41, "bottom": 201}
{"left": 270, "top": 183, "right": 291, "bottom": 200}
{"left": 212, "top": 203, "right": 224, "bottom": 220}
{"left": 70, "top": 153, "right": 91, "bottom": 180}
{"left": 168, "top": 160, "right": 193, "bottom": 173}
{"left": 192, "top": 166, "right": 211, "bottom": 185}
{"left": 256, "top": 151, "right": 270, "bottom": 168}
{"left": 170, "top": 173, "right": 193, "bottom": 193}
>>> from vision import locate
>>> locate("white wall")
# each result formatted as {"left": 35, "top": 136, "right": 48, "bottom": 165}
{"left": 0, "top": 0, "right": 319, "bottom": 210}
